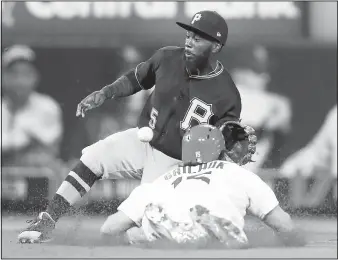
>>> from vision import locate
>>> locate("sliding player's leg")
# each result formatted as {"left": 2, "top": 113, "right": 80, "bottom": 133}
{"left": 18, "top": 128, "right": 146, "bottom": 243}
{"left": 141, "top": 203, "right": 209, "bottom": 245}
{"left": 140, "top": 190, "right": 249, "bottom": 248}
{"left": 190, "top": 204, "right": 249, "bottom": 249}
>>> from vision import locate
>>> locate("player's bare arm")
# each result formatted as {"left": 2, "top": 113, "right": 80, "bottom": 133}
{"left": 100, "top": 211, "right": 135, "bottom": 236}
{"left": 99, "top": 183, "right": 158, "bottom": 238}
{"left": 243, "top": 166, "right": 306, "bottom": 247}
{"left": 263, "top": 206, "right": 306, "bottom": 247}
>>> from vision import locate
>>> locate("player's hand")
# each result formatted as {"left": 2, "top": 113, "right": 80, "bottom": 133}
{"left": 76, "top": 90, "right": 107, "bottom": 118}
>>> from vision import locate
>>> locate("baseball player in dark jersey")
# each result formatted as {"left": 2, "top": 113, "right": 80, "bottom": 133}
{"left": 18, "top": 10, "right": 254, "bottom": 244}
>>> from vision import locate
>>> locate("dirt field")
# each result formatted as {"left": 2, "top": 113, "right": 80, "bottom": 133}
{"left": 2, "top": 215, "right": 337, "bottom": 259}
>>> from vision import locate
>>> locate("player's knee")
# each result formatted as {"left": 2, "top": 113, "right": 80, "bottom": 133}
{"left": 80, "top": 143, "right": 105, "bottom": 177}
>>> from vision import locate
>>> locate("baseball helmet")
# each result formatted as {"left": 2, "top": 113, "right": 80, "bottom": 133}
{"left": 182, "top": 124, "right": 225, "bottom": 165}
{"left": 176, "top": 10, "right": 228, "bottom": 45}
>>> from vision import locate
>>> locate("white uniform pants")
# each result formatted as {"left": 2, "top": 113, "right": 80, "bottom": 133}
{"left": 80, "top": 128, "right": 181, "bottom": 183}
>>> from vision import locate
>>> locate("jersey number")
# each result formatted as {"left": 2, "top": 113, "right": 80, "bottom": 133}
{"left": 149, "top": 107, "right": 158, "bottom": 129}
{"left": 172, "top": 171, "right": 212, "bottom": 188}
{"left": 180, "top": 98, "right": 214, "bottom": 130}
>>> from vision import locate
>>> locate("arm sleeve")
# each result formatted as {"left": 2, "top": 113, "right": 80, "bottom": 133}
{"left": 126, "top": 48, "right": 163, "bottom": 90}
{"left": 215, "top": 78, "right": 242, "bottom": 126}
{"left": 101, "top": 74, "right": 142, "bottom": 99}
{"left": 246, "top": 173, "right": 279, "bottom": 220}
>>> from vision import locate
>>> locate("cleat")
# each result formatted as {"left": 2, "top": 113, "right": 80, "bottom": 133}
{"left": 18, "top": 212, "right": 56, "bottom": 244}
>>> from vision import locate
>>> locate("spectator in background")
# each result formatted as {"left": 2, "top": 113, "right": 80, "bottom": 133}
{"left": 231, "top": 45, "right": 292, "bottom": 174}
{"left": 280, "top": 105, "right": 337, "bottom": 200}
{"left": 2, "top": 45, "right": 65, "bottom": 182}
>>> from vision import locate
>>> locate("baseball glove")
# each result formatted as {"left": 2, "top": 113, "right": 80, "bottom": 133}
{"left": 217, "top": 121, "right": 257, "bottom": 166}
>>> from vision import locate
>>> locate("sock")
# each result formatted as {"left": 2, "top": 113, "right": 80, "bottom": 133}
{"left": 46, "top": 161, "right": 99, "bottom": 221}
{"left": 47, "top": 194, "right": 71, "bottom": 222}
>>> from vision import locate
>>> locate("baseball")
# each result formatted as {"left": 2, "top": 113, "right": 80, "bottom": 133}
{"left": 137, "top": 127, "right": 154, "bottom": 142}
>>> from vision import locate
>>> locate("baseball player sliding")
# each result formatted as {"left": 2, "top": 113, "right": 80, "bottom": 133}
{"left": 18, "top": 10, "right": 257, "bottom": 244}
{"left": 100, "top": 124, "right": 305, "bottom": 248}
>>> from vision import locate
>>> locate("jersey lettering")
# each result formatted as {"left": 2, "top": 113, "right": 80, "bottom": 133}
{"left": 172, "top": 171, "right": 212, "bottom": 188}
{"left": 164, "top": 161, "right": 224, "bottom": 181}
{"left": 187, "top": 171, "right": 212, "bottom": 184}
{"left": 172, "top": 176, "right": 183, "bottom": 188}
{"left": 180, "top": 98, "right": 214, "bottom": 130}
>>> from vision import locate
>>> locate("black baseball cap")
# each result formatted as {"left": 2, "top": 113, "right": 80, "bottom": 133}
{"left": 176, "top": 10, "right": 228, "bottom": 45}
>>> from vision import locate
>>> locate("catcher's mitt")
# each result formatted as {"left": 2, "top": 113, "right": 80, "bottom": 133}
{"left": 217, "top": 121, "right": 257, "bottom": 166}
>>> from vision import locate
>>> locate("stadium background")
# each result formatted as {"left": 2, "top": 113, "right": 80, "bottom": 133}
{"left": 1, "top": 1, "right": 337, "bottom": 220}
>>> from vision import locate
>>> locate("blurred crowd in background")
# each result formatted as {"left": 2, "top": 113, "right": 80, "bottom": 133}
{"left": 1, "top": 2, "right": 337, "bottom": 216}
